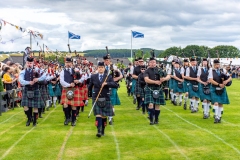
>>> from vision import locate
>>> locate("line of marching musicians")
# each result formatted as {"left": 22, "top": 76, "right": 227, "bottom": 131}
{"left": 19, "top": 54, "right": 123, "bottom": 138}
{"left": 127, "top": 56, "right": 232, "bottom": 124}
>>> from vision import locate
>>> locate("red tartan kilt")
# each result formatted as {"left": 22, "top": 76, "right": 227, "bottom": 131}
{"left": 83, "top": 85, "right": 88, "bottom": 100}
{"left": 61, "top": 87, "right": 84, "bottom": 107}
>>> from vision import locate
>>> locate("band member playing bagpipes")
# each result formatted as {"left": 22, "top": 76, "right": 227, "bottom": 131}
{"left": 197, "top": 58, "right": 212, "bottom": 119}
{"left": 208, "top": 59, "right": 231, "bottom": 123}
{"left": 182, "top": 58, "right": 190, "bottom": 110}
{"left": 169, "top": 60, "right": 176, "bottom": 104}
{"left": 131, "top": 54, "right": 139, "bottom": 103}
{"left": 19, "top": 56, "right": 47, "bottom": 126}
{"left": 144, "top": 54, "right": 171, "bottom": 125}
{"left": 88, "top": 62, "right": 118, "bottom": 137}
{"left": 185, "top": 57, "right": 200, "bottom": 113}
{"left": 138, "top": 65, "right": 147, "bottom": 114}
{"left": 60, "top": 57, "right": 85, "bottom": 126}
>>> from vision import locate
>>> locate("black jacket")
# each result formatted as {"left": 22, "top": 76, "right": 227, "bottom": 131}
{"left": 88, "top": 73, "right": 118, "bottom": 100}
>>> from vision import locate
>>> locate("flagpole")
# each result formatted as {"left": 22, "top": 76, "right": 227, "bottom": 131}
{"left": 131, "top": 30, "right": 132, "bottom": 61}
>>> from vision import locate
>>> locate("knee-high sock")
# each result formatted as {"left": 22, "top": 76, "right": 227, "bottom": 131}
{"left": 194, "top": 100, "right": 199, "bottom": 110}
{"left": 137, "top": 97, "right": 141, "bottom": 107}
{"left": 29, "top": 107, "right": 33, "bottom": 118}
{"left": 76, "top": 107, "right": 80, "bottom": 115}
{"left": 179, "top": 94, "right": 182, "bottom": 102}
{"left": 164, "top": 89, "right": 168, "bottom": 99}
{"left": 170, "top": 91, "right": 173, "bottom": 101}
{"left": 142, "top": 103, "right": 146, "bottom": 112}
{"left": 33, "top": 112, "right": 38, "bottom": 124}
{"left": 53, "top": 96, "right": 57, "bottom": 107}
{"left": 202, "top": 102, "right": 207, "bottom": 114}
{"left": 184, "top": 96, "right": 188, "bottom": 104}
{"left": 154, "top": 110, "right": 160, "bottom": 121}
{"left": 24, "top": 110, "right": 31, "bottom": 121}
{"left": 72, "top": 110, "right": 76, "bottom": 122}
{"left": 148, "top": 108, "right": 154, "bottom": 122}
{"left": 213, "top": 105, "right": 218, "bottom": 117}
{"left": 175, "top": 94, "right": 179, "bottom": 103}
{"left": 38, "top": 108, "right": 42, "bottom": 117}
{"left": 218, "top": 107, "right": 223, "bottom": 118}
{"left": 63, "top": 107, "right": 69, "bottom": 119}
{"left": 95, "top": 117, "right": 102, "bottom": 130}
{"left": 190, "top": 99, "right": 195, "bottom": 108}
{"left": 206, "top": 103, "right": 210, "bottom": 114}
{"left": 102, "top": 118, "right": 107, "bottom": 133}
{"left": 173, "top": 93, "right": 176, "bottom": 101}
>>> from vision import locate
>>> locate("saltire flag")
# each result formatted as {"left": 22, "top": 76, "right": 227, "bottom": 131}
{"left": 132, "top": 31, "right": 144, "bottom": 38}
{"left": 68, "top": 31, "right": 81, "bottom": 39}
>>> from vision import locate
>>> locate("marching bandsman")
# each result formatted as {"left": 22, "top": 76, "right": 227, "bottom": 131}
{"left": 131, "top": 58, "right": 139, "bottom": 103}
{"left": 60, "top": 57, "right": 85, "bottom": 126}
{"left": 138, "top": 65, "right": 147, "bottom": 114}
{"left": 169, "top": 60, "right": 176, "bottom": 104}
{"left": 182, "top": 59, "right": 190, "bottom": 110}
{"left": 103, "top": 54, "right": 122, "bottom": 125}
{"left": 208, "top": 59, "right": 231, "bottom": 123}
{"left": 133, "top": 57, "right": 144, "bottom": 110}
{"left": 197, "top": 58, "right": 211, "bottom": 119}
{"left": 172, "top": 61, "right": 185, "bottom": 106}
{"left": 88, "top": 62, "right": 118, "bottom": 137}
{"left": 185, "top": 58, "right": 200, "bottom": 113}
{"left": 19, "top": 56, "right": 47, "bottom": 126}
{"left": 144, "top": 56, "right": 170, "bottom": 125}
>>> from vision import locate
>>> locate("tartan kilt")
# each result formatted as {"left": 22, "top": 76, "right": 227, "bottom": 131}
{"left": 144, "top": 86, "right": 165, "bottom": 105}
{"left": 169, "top": 79, "right": 174, "bottom": 90}
{"left": 210, "top": 86, "right": 230, "bottom": 105}
{"left": 172, "top": 79, "right": 185, "bottom": 93}
{"left": 40, "top": 85, "right": 50, "bottom": 101}
{"left": 21, "top": 88, "right": 45, "bottom": 108}
{"left": 135, "top": 81, "right": 141, "bottom": 97}
{"left": 139, "top": 87, "right": 145, "bottom": 98}
{"left": 110, "top": 88, "right": 121, "bottom": 106}
{"left": 131, "top": 79, "right": 136, "bottom": 93}
{"left": 199, "top": 84, "right": 211, "bottom": 101}
{"left": 83, "top": 85, "right": 88, "bottom": 100}
{"left": 61, "top": 87, "right": 84, "bottom": 107}
{"left": 188, "top": 83, "right": 200, "bottom": 98}
{"left": 183, "top": 81, "right": 189, "bottom": 93}
{"left": 93, "top": 100, "right": 114, "bottom": 116}
{"left": 48, "top": 83, "right": 62, "bottom": 97}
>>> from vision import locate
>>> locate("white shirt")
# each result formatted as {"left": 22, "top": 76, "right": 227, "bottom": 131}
{"left": 186, "top": 66, "right": 199, "bottom": 77}
{"left": 173, "top": 67, "right": 184, "bottom": 76}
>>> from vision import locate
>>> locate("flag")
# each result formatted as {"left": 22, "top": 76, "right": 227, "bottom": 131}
{"left": 132, "top": 31, "right": 144, "bottom": 38}
{"left": 68, "top": 31, "right": 81, "bottom": 39}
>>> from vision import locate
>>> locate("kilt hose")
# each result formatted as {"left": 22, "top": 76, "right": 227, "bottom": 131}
{"left": 61, "top": 87, "right": 84, "bottom": 107}
{"left": 210, "top": 86, "right": 230, "bottom": 105}
{"left": 172, "top": 79, "right": 185, "bottom": 93}
{"left": 39, "top": 85, "right": 50, "bottom": 102}
{"left": 199, "top": 84, "right": 211, "bottom": 101}
{"left": 188, "top": 83, "right": 200, "bottom": 98}
{"left": 93, "top": 99, "right": 114, "bottom": 116}
{"left": 48, "top": 83, "right": 62, "bottom": 97}
{"left": 135, "top": 80, "right": 141, "bottom": 97}
{"left": 131, "top": 79, "right": 136, "bottom": 94}
{"left": 21, "top": 88, "right": 45, "bottom": 108}
{"left": 110, "top": 88, "right": 121, "bottom": 106}
{"left": 144, "top": 86, "right": 165, "bottom": 105}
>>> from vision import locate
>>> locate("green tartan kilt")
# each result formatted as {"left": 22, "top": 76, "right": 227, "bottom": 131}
{"left": 110, "top": 88, "right": 121, "bottom": 106}
{"left": 144, "top": 86, "right": 165, "bottom": 105}
{"left": 40, "top": 85, "right": 50, "bottom": 101}
{"left": 135, "top": 81, "right": 141, "bottom": 96}
{"left": 210, "top": 86, "right": 230, "bottom": 105}
{"left": 139, "top": 87, "right": 145, "bottom": 98}
{"left": 169, "top": 79, "right": 174, "bottom": 90}
{"left": 131, "top": 79, "right": 136, "bottom": 93}
{"left": 48, "top": 83, "right": 62, "bottom": 97}
{"left": 188, "top": 83, "right": 200, "bottom": 98}
{"left": 199, "top": 84, "right": 211, "bottom": 101}
{"left": 183, "top": 81, "right": 189, "bottom": 93}
{"left": 172, "top": 79, "right": 185, "bottom": 93}
{"left": 21, "top": 88, "right": 45, "bottom": 108}
{"left": 93, "top": 100, "right": 114, "bottom": 116}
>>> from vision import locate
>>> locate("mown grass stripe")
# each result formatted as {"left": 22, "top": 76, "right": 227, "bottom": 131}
{"left": 0, "top": 110, "right": 22, "bottom": 125}
{"left": 0, "top": 106, "right": 58, "bottom": 160}
{"left": 110, "top": 125, "right": 121, "bottom": 160}
{"left": 163, "top": 106, "right": 240, "bottom": 155}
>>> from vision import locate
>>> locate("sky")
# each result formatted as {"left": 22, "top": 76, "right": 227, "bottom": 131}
{"left": 0, "top": 0, "right": 240, "bottom": 52}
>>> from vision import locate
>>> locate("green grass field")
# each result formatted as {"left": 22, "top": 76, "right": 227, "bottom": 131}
{"left": 0, "top": 80, "right": 240, "bottom": 160}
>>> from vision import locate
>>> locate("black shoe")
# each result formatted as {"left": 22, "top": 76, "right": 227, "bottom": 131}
{"left": 154, "top": 119, "right": 159, "bottom": 124}
{"left": 173, "top": 101, "right": 177, "bottom": 106}
{"left": 136, "top": 106, "right": 140, "bottom": 110}
{"left": 179, "top": 102, "right": 182, "bottom": 106}
{"left": 39, "top": 115, "right": 43, "bottom": 118}
{"left": 71, "top": 121, "right": 76, "bottom": 126}
{"left": 203, "top": 114, "right": 208, "bottom": 119}
{"left": 150, "top": 121, "right": 154, "bottom": 125}
{"left": 26, "top": 120, "right": 31, "bottom": 126}
{"left": 109, "top": 118, "right": 113, "bottom": 125}
{"left": 64, "top": 119, "right": 69, "bottom": 125}
{"left": 191, "top": 108, "right": 196, "bottom": 113}
{"left": 96, "top": 129, "right": 102, "bottom": 137}
{"left": 101, "top": 128, "right": 105, "bottom": 136}
{"left": 214, "top": 117, "right": 219, "bottom": 123}
{"left": 218, "top": 117, "right": 221, "bottom": 123}
{"left": 33, "top": 122, "right": 37, "bottom": 127}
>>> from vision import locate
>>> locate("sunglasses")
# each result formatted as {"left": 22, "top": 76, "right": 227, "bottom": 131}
{"left": 141, "top": 68, "right": 145, "bottom": 70}
{"left": 139, "top": 61, "right": 144, "bottom": 63}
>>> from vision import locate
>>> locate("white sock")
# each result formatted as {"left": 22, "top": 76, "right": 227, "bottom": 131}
{"left": 184, "top": 96, "right": 188, "bottom": 104}
{"left": 46, "top": 100, "right": 49, "bottom": 107}
{"left": 190, "top": 99, "right": 195, "bottom": 108}
{"left": 113, "top": 108, "right": 115, "bottom": 113}
{"left": 175, "top": 95, "right": 179, "bottom": 103}
{"left": 109, "top": 116, "right": 112, "bottom": 121}
{"left": 170, "top": 91, "right": 173, "bottom": 100}
{"left": 202, "top": 102, "right": 207, "bottom": 114}
{"left": 194, "top": 100, "right": 199, "bottom": 110}
{"left": 218, "top": 107, "right": 223, "bottom": 118}
{"left": 53, "top": 97, "right": 57, "bottom": 106}
{"left": 206, "top": 103, "right": 210, "bottom": 114}
{"left": 179, "top": 94, "right": 182, "bottom": 102}
{"left": 214, "top": 105, "right": 218, "bottom": 117}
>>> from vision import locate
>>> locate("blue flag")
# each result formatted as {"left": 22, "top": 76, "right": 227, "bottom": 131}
{"left": 132, "top": 31, "right": 144, "bottom": 38}
{"left": 68, "top": 31, "right": 81, "bottom": 39}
